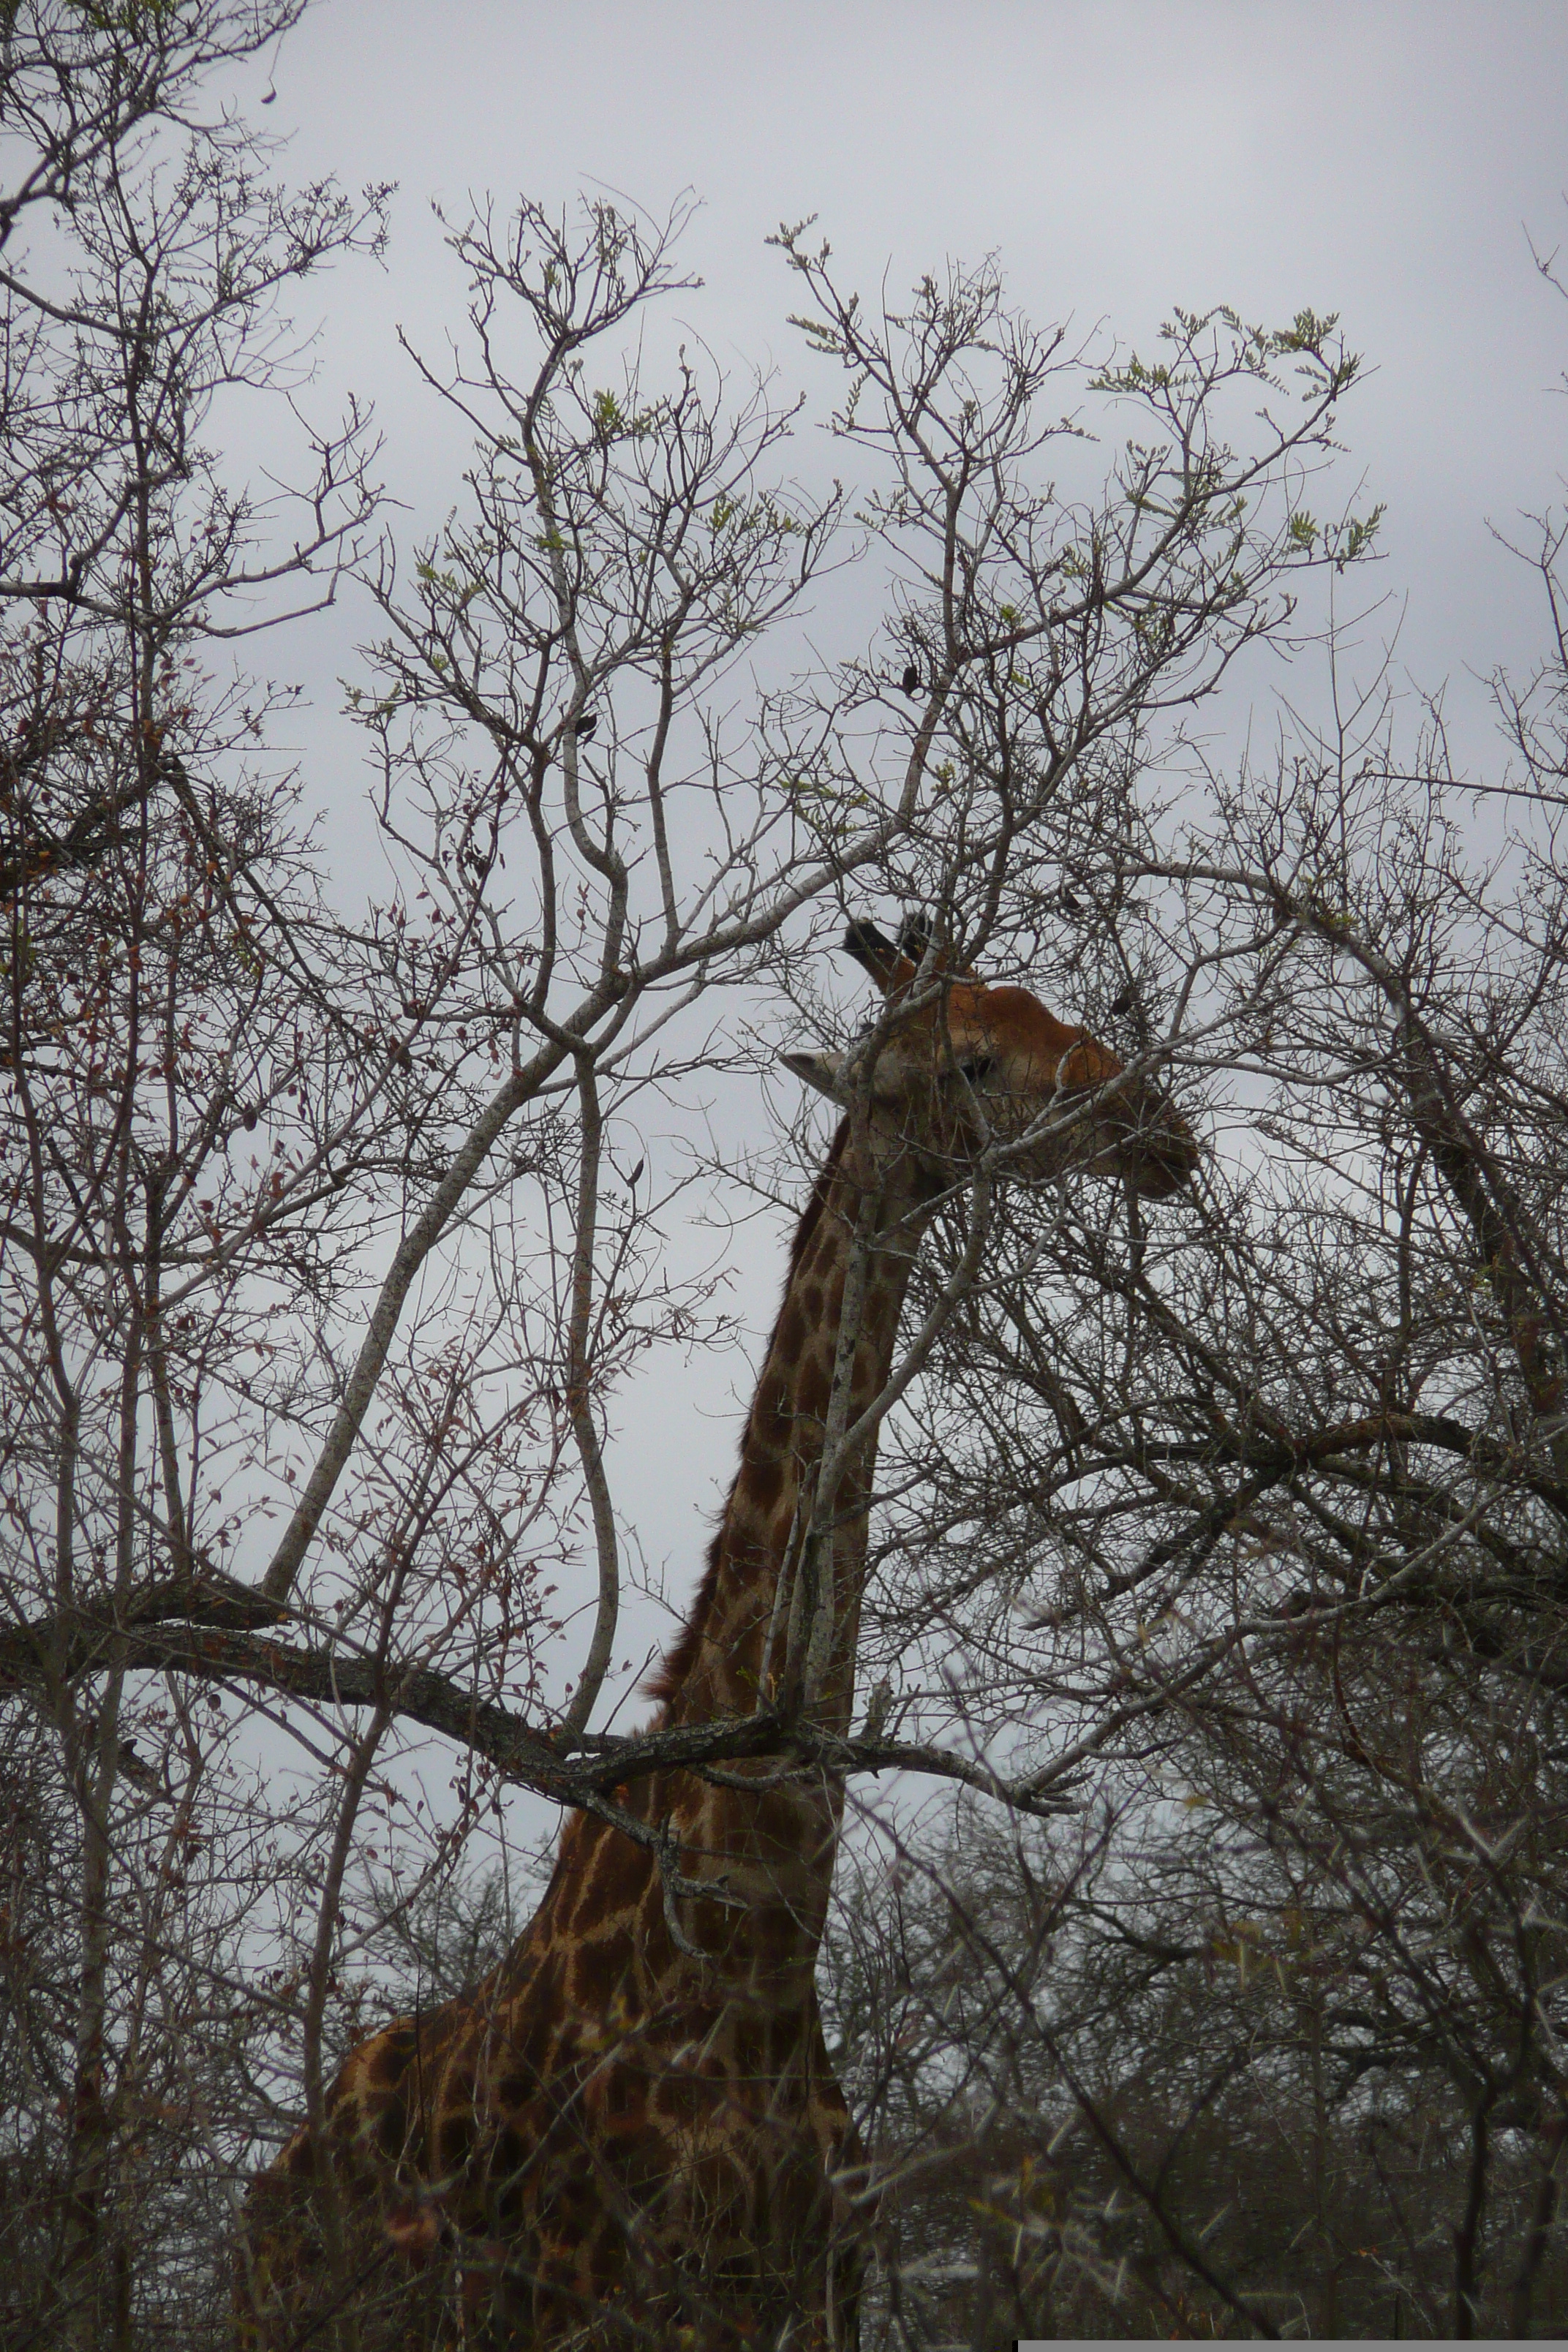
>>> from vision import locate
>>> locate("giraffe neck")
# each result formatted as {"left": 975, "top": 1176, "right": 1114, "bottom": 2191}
{"left": 653, "top": 1116, "right": 935, "bottom": 1738}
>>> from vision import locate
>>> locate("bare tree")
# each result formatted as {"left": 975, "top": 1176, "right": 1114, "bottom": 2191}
{"left": 0, "top": 7, "right": 1389, "bottom": 2345}
{"left": 1, "top": 8, "right": 388, "bottom": 2342}
{"left": 823, "top": 274, "right": 1568, "bottom": 2333}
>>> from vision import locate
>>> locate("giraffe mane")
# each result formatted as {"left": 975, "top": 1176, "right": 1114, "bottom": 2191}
{"left": 645, "top": 1116, "right": 850, "bottom": 1710}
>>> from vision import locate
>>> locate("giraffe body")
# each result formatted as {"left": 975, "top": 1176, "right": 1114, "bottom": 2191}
{"left": 237, "top": 927, "right": 1196, "bottom": 2348}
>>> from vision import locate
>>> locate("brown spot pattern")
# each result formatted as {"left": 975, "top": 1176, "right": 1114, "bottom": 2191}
{"left": 237, "top": 968, "right": 1194, "bottom": 2348}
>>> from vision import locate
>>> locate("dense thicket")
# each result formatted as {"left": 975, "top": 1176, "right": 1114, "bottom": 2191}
{"left": 7, "top": 2, "right": 1566, "bottom": 2343}
{"left": 833, "top": 433, "right": 1568, "bottom": 2338}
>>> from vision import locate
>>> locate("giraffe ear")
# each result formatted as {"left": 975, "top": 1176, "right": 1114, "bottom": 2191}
{"left": 780, "top": 1048, "right": 849, "bottom": 1104}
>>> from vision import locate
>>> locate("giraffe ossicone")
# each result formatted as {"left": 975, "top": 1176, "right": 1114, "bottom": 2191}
{"left": 236, "top": 920, "right": 1197, "bottom": 2349}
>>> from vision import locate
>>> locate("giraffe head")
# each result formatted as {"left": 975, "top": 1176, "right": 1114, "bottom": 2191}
{"left": 782, "top": 916, "right": 1198, "bottom": 1199}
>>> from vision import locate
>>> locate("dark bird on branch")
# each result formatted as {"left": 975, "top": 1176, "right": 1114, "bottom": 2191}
{"left": 900, "top": 664, "right": 920, "bottom": 696}
{"left": 572, "top": 711, "right": 598, "bottom": 741}
{"left": 1109, "top": 979, "right": 1139, "bottom": 1017}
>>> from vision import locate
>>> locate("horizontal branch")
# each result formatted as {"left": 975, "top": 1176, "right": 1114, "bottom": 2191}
{"left": 0, "top": 1577, "right": 1079, "bottom": 1823}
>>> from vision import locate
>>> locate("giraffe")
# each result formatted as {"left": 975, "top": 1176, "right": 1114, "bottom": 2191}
{"left": 236, "top": 919, "right": 1198, "bottom": 2351}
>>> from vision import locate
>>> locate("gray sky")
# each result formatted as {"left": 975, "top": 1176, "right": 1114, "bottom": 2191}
{"left": 260, "top": 0, "right": 1568, "bottom": 752}
{"left": 219, "top": 1, "right": 1568, "bottom": 1729}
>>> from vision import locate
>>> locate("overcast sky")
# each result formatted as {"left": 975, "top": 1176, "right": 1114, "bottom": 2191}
{"left": 257, "top": 0, "right": 1568, "bottom": 751}
{"left": 214, "top": 1, "right": 1568, "bottom": 1729}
